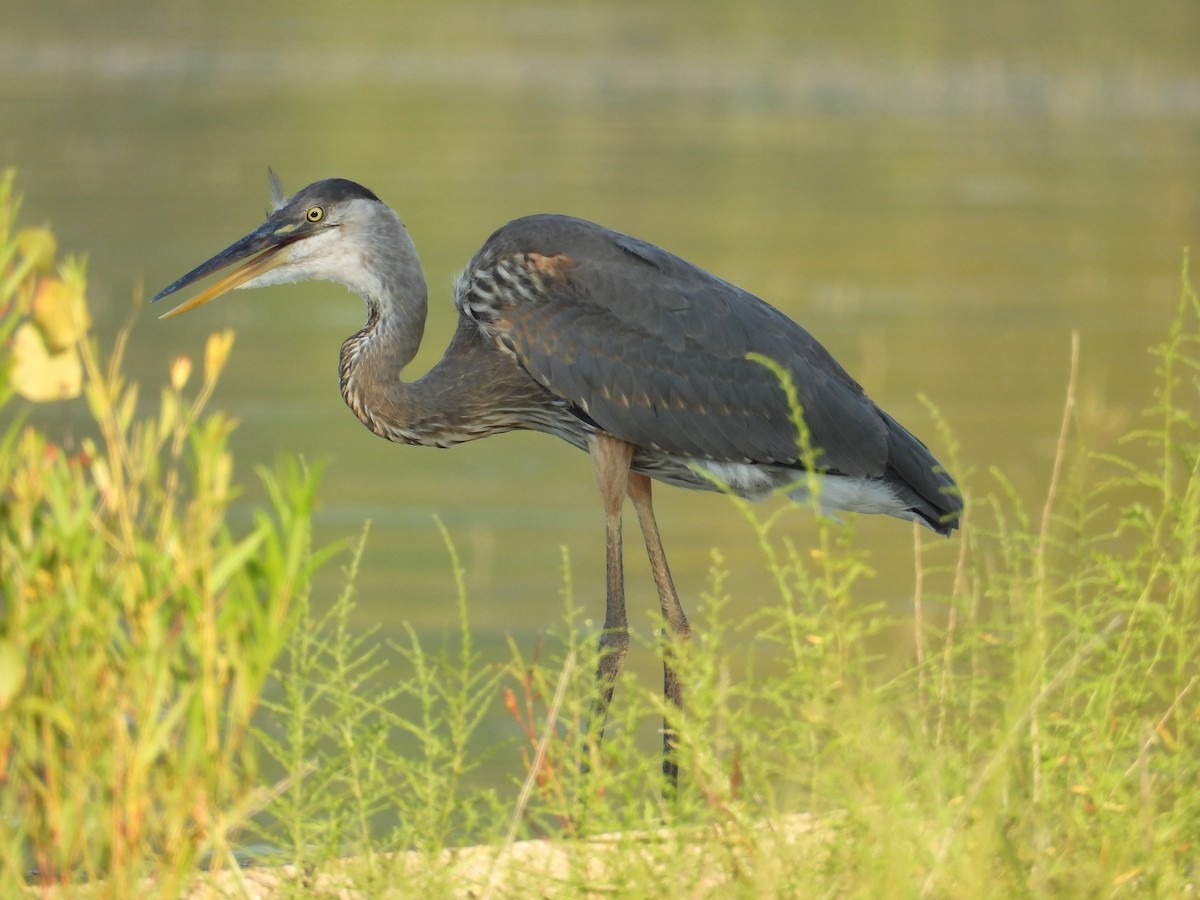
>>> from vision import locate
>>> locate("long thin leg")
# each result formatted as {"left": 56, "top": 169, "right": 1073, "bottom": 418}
{"left": 628, "top": 472, "right": 690, "bottom": 788}
{"left": 584, "top": 434, "right": 634, "bottom": 766}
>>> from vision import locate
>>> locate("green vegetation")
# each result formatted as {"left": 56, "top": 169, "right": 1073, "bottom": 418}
{"left": 0, "top": 171, "right": 330, "bottom": 894}
{"left": 1, "top": 171, "right": 1197, "bottom": 896}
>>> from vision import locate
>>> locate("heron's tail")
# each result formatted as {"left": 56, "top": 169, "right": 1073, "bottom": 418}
{"left": 880, "top": 411, "right": 962, "bottom": 536}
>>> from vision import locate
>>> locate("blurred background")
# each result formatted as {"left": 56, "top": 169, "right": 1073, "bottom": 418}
{"left": 3, "top": 0, "right": 1198, "bottom": 765}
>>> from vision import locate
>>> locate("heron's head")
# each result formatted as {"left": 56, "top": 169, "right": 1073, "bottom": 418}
{"left": 153, "top": 174, "right": 387, "bottom": 318}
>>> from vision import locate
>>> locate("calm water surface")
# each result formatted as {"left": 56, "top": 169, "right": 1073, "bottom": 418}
{"left": 4, "top": 1, "right": 1199, "bottom": 781}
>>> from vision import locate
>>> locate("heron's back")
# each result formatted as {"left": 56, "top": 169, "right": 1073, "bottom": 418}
{"left": 456, "top": 214, "right": 961, "bottom": 533}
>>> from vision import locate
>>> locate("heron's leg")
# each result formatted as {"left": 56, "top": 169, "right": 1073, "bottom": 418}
{"left": 627, "top": 472, "right": 690, "bottom": 786}
{"left": 585, "top": 434, "right": 634, "bottom": 760}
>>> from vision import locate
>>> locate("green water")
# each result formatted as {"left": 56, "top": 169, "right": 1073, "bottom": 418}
{"left": 5, "top": 0, "right": 1198, "bottom": 779}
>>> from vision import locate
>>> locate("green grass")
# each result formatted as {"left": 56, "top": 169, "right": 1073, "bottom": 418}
{"left": 2, "top": 169, "right": 1198, "bottom": 896}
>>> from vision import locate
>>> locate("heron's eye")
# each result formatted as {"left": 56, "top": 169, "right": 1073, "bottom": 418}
{"left": 306, "top": 206, "right": 325, "bottom": 223}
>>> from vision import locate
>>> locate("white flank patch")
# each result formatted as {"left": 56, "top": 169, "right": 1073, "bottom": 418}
{"left": 693, "top": 459, "right": 912, "bottom": 521}
{"left": 693, "top": 460, "right": 779, "bottom": 498}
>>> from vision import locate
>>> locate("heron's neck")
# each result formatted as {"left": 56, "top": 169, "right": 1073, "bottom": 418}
{"left": 337, "top": 211, "right": 443, "bottom": 444}
{"left": 337, "top": 208, "right": 546, "bottom": 447}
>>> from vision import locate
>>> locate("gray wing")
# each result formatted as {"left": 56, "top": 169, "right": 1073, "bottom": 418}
{"left": 467, "top": 215, "right": 889, "bottom": 476}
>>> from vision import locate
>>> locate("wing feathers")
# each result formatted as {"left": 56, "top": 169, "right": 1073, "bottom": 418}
{"left": 469, "top": 215, "right": 904, "bottom": 478}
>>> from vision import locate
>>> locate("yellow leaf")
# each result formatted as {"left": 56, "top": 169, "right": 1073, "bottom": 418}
{"left": 169, "top": 355, "right": 192, "bottom": 392}
{"left": 11, "top": 321, "right": 82, "bottom": 402}
{"left": 17, "top": 227, "right": 56, "bottom": 272}
{"left": 32, "top": 275, "right": 90, "bottom": 351}
{"left": 204, "top": 329, "right": 235, "bottom": 382}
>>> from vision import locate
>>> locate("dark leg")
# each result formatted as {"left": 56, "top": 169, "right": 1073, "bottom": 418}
{"left": 628, "top": 472, "right": 690, "bottom": 789}
{"left": 584, "top": 434, "right": 634, "bottom": 768}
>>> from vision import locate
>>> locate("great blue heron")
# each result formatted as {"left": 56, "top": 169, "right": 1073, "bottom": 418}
{"left": 154, "top": 175, "right": 961, "bottom": 784}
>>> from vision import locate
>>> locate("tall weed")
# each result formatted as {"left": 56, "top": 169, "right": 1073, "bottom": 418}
{"left": 0, "top": 171, "right": 330, "bottom": 894}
